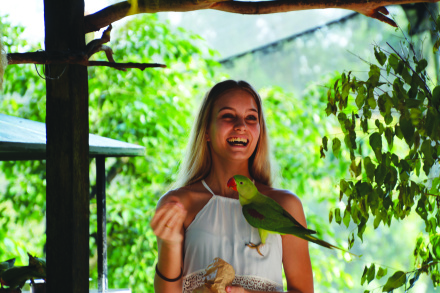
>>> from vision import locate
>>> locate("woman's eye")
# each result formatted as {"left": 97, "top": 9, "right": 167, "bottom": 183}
{"left": 246, "top": 115, "right": 258, "bottom": 121}
{"left": 222, "top": 114, "right": 234, "bottom": 119}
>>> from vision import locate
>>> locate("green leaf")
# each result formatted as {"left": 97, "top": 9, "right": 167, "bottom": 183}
{"left": 361, "top": 266, "right": 368, "bottom": 285}
{"left": 410, "top": 108, "right": 422, "bottom": 126}
{"left": 401, "top": 68, "right": 412, "bottom": 84}
{"left": 322, "top": 136, "right": 328, "bottom": 152}
{"left": 420, "top": 140, "right": 433, "bottom": 160}
{"left": 382, "top": 271, "right": 406, "bottom": 292}
{"left": 368, "top": 64, "right": 381, "bottom": 87}
{"left": 340, "top": 179, "right": 349, "bottom": 193}
{"left": 361, "top": 117, "right": 369, "bottom": 133}
{"left": 375, "top": 163, "right": 387, "bottom": 186}
{"left": 376, "top": 267, "right": 388, "bottom": 280}
{"left": 332, "top": 137, "right": 341, "bottom": 158}
{"left": 356, "top": 87, "right": 366, "bottom": 108}
{"left": 431, "top": 234, "right": 440, "bottom": 259}
{"left": 343, "top": 209, "right": 351, "bottom": 227}
{"left": 432, "top": 85, "right": 440, "bottom": 110}
{"left": 369, "top": 132, "right": 382, "bottom": 162}
{"left": 335, "top": 208, "right": 342, "bottom": 224}
{"left": 388, "top": 54, "right": 399, "bottom": 73}
{"left": 399, "top": 117, "right": 414, "bottom": 147}
{"left": 374, "top": 47, "right": 387, "bottom": 66}
{"left": 415, "top": 59, "right": 428, "bottom": 73}
{"left": 384, "top": 127, "right": 394, "bottom": 149}
{"left": 367, "top": 264, "right": 376, "bottom": 284}
{"left": 364, "top": 157, "right": 375, "bottom": 182}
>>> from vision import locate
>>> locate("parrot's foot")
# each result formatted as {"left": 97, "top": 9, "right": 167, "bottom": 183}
{"left": 246, "top": 242, "right": 265, "bottom": 256}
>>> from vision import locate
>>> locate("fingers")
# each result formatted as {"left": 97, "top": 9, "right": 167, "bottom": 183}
{"left": 151, "top": 199, "right": 187, "bottom": 244}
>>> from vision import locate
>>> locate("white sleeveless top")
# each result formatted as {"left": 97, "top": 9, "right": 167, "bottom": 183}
{"left": 182, "top": 180, "right": 283, "bottom": 292}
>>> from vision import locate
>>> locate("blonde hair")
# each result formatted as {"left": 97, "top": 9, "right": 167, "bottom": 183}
{"left": 173, "top": 80, "right": 272, "bottom": 188}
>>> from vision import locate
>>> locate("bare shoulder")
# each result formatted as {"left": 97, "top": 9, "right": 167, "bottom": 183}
{"left": 257, "top": 184, "right": 302, "bottom": 208}
{"left": 156, "top": 187, "right": 189, "bottom": 209}
{"left": 256, "top": 183, "right": 307, "bottom": 226}
{"left": 157, "top": 182, "right": 211, "bottom": 212}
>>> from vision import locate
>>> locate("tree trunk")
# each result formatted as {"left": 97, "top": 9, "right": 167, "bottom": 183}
{"left": 44, "top": 0, "right": 90, "bottom": 292}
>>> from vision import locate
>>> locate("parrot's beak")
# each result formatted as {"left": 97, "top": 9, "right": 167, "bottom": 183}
{"left": 227, "top": 177, "right": 237, "bottom": 191}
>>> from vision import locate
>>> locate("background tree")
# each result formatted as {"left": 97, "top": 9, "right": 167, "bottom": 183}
{"left": 321, "top": 14, "right": 440, "bottom": 291}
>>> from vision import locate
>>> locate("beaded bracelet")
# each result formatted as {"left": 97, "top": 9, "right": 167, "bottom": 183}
{"left": 155, "top": 264, "right": 183, "bottom": 282}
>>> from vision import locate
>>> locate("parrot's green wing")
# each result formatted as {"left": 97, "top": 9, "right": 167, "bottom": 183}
{"left": 242, "top": 200, "right": 317, "bottom": 237}
{"left": 242, "top": 195, "right": 353, "bottom": 253}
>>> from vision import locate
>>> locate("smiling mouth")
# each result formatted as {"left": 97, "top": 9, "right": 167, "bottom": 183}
{"left": 227, "top": 137, "right": 249, "bottom": 146}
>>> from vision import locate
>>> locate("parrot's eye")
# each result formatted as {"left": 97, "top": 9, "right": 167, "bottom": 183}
{"left": 240, "top": 182, "right": 243, "bottom": 184}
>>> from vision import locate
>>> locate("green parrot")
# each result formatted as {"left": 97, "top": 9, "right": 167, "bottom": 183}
{"left": 227, "top": 175, "right": 353, "bottom": 256}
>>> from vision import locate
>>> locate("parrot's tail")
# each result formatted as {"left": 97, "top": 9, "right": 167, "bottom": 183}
{"left": 304, "top": 234, "right": 359, "bottom": 257}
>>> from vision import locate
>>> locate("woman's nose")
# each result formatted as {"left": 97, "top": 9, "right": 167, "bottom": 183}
{"left": 234, "top": 117, "right": 246, "bottom": 131}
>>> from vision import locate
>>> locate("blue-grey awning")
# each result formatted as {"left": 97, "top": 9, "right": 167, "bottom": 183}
{"left": 0, "top": 114, "right": 145, "bottom": 161}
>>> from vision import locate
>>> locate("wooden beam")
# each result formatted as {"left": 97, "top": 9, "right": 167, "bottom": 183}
{"left": 83, "top": 0, "right": 440, "bottom": 33}
{"left": 44, "top": 0, "right": 89, "bottom": 293}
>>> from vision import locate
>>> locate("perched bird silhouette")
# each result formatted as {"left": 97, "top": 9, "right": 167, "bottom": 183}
{"left": 227, "top": 175, "right": 354, "bottom": 256}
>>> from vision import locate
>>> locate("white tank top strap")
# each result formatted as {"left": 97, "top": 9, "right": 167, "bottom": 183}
{"left": 201, "top": 180, "right": 216, "bottom": 196}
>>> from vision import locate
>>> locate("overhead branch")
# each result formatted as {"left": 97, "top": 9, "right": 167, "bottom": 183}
{"left": 84, "top": 0, "right": 440, "bottom": 33}
{"left": 88, "top": 61, "right": 166, "bottom": 70}
{"left": 7, "top": 24, "right": 166, "bottom": 70}
{"left": 7, "top": 51, "right": 166, "bottom": 70}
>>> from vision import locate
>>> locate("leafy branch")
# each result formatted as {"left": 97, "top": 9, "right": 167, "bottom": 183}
{"left": 321, "top": 13, "right": 440, "bottom": 292}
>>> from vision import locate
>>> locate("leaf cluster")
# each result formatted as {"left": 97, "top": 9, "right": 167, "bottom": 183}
{"left": 321, "top": 20, "right": 440, "bottom": 292}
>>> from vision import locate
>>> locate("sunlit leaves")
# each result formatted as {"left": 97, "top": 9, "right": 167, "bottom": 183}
{"left": 320, "top": 24, "right": 440, "bottom": 292}
{"left": 382, "top": 271, "right": 406, "bottom": 292}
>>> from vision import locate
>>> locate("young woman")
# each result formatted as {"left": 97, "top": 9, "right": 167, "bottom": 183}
{"left": 151, "top": 80, "right": 314, "bottom": 293}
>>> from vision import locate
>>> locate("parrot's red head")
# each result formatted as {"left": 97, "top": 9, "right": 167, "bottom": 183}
{"left": 227, "top": 177, "right": 237, "bottom": 191}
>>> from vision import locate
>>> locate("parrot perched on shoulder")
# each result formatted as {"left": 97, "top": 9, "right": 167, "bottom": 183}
{"left": 227, "top": 175, "right": 353, "bottom": 256}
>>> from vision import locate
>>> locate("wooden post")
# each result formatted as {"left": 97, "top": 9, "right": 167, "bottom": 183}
{"left": 44, "top": 0, "right": 89, "bottom": 292}
{"left": 96, "top": 156, "right": 108, "bottom": 293}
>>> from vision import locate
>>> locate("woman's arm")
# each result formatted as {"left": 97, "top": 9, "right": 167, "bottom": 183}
{"left": 226, "top": 191, "right": 314, "bottom": 293}
{"left": 280, "top": 192, "right": 314, "bottom": 292}
{"left": 150, "top": 194, "right": 188, "bottom": 293}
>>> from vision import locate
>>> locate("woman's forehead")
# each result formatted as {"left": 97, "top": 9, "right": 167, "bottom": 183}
{"left": 213, "top": 89, "right": 259, "bottom": 111}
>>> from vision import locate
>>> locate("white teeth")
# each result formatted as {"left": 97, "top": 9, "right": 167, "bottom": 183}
{"left": 227, "top": 137, "right": 248, "bottom": 144}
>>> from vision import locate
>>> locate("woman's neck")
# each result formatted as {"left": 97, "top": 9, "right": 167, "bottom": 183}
{"left": 204, "top": 159, "right": 252, "bottom": 198}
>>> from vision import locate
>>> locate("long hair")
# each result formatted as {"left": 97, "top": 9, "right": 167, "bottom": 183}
{"left": 173, "top": 80, "right": 272, "bottom": 188}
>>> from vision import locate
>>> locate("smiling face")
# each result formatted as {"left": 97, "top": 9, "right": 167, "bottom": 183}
{"left": 206, "top": 88, "right": 261, "bottom": 163}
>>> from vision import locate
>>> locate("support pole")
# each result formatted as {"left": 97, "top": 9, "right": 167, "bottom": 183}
{"left": 96, "top": 156, "right": 108, "bottom": 293}
{"left": 44, "top": 0, "right": 89, "bottom": 292}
